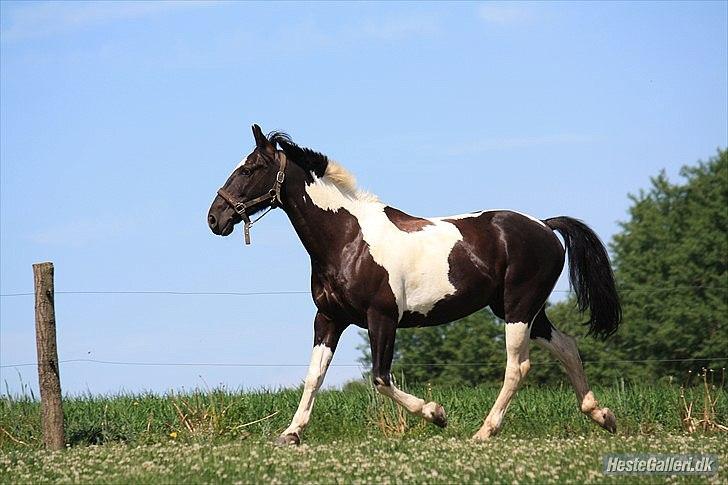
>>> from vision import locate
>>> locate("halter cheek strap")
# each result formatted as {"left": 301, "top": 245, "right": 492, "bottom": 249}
{"left": 217, "top": 152, "right": 287, "bottom": 245}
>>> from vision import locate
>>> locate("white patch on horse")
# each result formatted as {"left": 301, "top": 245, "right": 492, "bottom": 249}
{"left": 305, "top": 162, "right": 460, "bottom": 319}
{"left": 438, "top": 211, "right": 486, "bottom": 220}
{"left": 437, "top": 209, "right": 547, "bottom": 227}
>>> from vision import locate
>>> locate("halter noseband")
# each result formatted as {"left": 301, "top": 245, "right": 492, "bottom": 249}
{"left": 217, "top": 151, "right": 287, "bottom": 245}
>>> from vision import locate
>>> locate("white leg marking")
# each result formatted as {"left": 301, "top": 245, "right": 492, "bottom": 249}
{"left": 281, "top": 344, "right": 333, "bottom": 437}
{"left": 535, "top": 326, "right": 616, "bottom": 432}
{"left": 375, "top": 381, "right": 444, "bottom": 423}
{"left": 376, "top": 382, "right": 425, "bottom": 414}
{"left": 535, "top": 326, "right": 589, "bottom": 398}
{"left": 474, "top": 321, "right": 531, "bottom": 440}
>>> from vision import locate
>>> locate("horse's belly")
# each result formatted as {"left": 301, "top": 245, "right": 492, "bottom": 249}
{"left": 398, "top": 289, "right": 490, "bottom": 327}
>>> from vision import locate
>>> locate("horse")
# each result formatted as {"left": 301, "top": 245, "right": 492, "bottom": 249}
{"left": 207, "top": 125, "right": 622, "bottom": 445}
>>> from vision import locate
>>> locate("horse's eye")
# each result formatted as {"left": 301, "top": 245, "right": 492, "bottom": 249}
{"left": 239, "top": 167, "right": 251, "bottom": 176}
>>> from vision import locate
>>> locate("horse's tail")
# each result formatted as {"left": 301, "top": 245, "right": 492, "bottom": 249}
{"left": 544, "top": 216, "right": 622, "bottom": 339}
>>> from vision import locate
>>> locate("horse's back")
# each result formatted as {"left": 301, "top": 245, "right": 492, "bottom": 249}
{"left": 385, "top": 207, "right": 564, "bottom": 284}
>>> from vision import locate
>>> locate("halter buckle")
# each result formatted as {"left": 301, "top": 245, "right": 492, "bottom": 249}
{"left": 276, "top": 171, "right": 285, "bottom": 184}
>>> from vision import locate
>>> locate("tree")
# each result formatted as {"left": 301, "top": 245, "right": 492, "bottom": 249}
{"left": 358, "top": 150, "right": 727, "bottom": 386}
{"left": 609, "top": 149, "right": 727, "bottom": 380}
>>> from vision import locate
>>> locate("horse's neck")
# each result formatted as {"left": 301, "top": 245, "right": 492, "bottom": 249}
{"left": 282, "top": 177, "right": 368, "bottom": 264}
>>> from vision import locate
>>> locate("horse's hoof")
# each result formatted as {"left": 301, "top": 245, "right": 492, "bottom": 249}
{"left": 472, "top": 430, "right": 492, "bottom": 442}
{"left": 431, "top": 404, "right": 448, "bottom": 428}
{"left": 472, "top": 420, "right": 498, "bottom": 441}
{"left": 601, "top": 408, "right": 617, "bottom": 434}
{"left": 590, "top": 407, "right": 617, "bottom": 434}
{"left": 422, "top": 402, "right": 448, "bottom": 428}
{"left": 275, "top": 433, "right": 300, "bottom": 446}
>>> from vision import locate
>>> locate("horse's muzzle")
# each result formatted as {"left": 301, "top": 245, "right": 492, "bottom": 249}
{"left": 208, "top": 213, "right": 218, "bottom": 232}
{"left": 208, "top": 211, "right": 235, "bottom": 236}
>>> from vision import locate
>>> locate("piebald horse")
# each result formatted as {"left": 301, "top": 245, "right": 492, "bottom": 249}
{"left": 208, "top": 125, "right": 621, "bottom": 445}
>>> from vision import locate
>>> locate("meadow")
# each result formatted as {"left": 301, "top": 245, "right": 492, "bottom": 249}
{"left": 1, "top": 380, "right": 726, "bottom": 483}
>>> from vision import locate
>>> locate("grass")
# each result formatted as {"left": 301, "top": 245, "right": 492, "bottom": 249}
{"left": 3, "top": 434, "right": 726, "bottom": 484}
{"left": 1, "top": 381, "right": 726, "bottom": 483}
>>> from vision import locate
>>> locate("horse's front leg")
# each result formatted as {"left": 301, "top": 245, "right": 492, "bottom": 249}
{"left": 367, "top": 307, "right": 447, "bottom": 428}
{"left": 276, "top": 311, "right": 346, "bottom": 446}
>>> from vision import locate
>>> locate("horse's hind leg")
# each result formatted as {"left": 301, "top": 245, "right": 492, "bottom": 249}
{"left": 474, "top": 266, "right": 553, "bottom": 441}
{"left": 530, "top": 310, "right": 617, "bottom": 433}
{"left": 472, "top": 318, "right": 531, "bottom": 440}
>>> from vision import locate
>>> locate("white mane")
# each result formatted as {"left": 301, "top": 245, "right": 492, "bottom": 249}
{"left": 319, "top": 161, "right": 379, "bottom": 203}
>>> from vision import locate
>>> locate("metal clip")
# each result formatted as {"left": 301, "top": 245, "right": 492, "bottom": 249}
{"left": 243, "top": 222, "right": 251, "bottom": 245}
{"left": 276, "top": 171, "right": 285, "bottom": 183}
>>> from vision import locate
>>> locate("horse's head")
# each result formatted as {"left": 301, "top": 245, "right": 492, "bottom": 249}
{"left": 208, "top": 124, "right": 285, "bottom": 240}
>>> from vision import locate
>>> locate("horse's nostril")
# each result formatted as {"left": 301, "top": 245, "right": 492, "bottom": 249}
{"left": 208, "top": 214, "right": 217, "bottom": 228}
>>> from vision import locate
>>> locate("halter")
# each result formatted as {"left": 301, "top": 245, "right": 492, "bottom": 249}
{"left": 217, "top": 151, "right": 287, "bottom": 245}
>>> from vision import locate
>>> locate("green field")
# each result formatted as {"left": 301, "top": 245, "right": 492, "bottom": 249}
{"left": 1, "top": 383, "right": 726, "bottom": 483}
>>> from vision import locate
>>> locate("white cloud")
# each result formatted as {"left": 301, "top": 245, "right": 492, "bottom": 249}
{"left": 478, "top": 3, "right": 535, "bottom": 26}
{"left": 1, "top": 1, "right": 215, "bottom": 42}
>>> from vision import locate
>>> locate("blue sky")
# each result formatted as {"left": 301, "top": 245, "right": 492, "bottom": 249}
{"left": 1, "top": 1, "right": 726, "bottom": 396}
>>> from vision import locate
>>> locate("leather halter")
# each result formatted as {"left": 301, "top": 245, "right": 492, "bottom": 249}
{"left": 217, "top": 151, "right": 287, "bottom": 245}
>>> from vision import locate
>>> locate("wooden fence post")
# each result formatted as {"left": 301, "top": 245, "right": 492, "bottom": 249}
{"left": 33, "top": 262, "right": 65, "bottom": 451}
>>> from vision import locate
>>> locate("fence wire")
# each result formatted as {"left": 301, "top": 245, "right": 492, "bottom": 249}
{"left": 1, "top": 286, "right": 726, "bottom": 298}
{"left": 1, "top": 286, "right": 725, "bottom": 370}
{"left": 1, "top": 356, "right": 727, "bottom": 370}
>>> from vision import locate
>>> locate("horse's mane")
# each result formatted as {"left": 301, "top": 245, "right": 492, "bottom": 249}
{"left": 269, "top": 131, "right": 378, "bottom": 203}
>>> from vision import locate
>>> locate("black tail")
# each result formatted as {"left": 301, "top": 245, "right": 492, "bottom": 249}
{"left": 544, "top": 216, "right": 622, "bottom": 339}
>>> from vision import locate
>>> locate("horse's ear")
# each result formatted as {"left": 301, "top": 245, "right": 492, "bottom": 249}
{"left": 251, "top": 124, "right": 276, "bottom": 159}
{"left": 252, "top": 124, "right": 267, "bottom": 148}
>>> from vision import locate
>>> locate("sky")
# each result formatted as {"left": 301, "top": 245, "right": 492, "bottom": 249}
{"left": 1, "top": 1, "right": 726, "bottom": 396}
